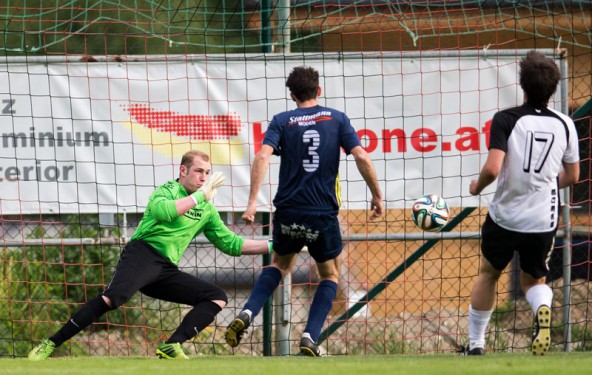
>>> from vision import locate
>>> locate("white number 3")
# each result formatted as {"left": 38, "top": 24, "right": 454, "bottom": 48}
{"left": 302, "top": 129, "right": 320, "bottom": 172}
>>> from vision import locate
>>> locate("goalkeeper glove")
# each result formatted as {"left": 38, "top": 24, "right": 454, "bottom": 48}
{"left": 191, "top": 172, "right": 226, "bottom": 204}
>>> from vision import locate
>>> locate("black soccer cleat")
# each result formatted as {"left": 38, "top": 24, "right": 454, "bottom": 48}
{"left": 532, "top": 305, "right": 551, "bottom": 356}
{"left": 458, "top": 345, "right": 485, "bottom": 356}
{"left": 225, "top": 311, "right": 251, "bottom": 348}
{"left": 299, "top": 336, "right": 320, "bottom": 357}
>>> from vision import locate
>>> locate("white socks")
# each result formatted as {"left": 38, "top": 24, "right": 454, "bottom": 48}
{"left": 468, "top": 285, "right": 552, "bottom": 350}
{"left": 525, "top": 284, "right": 553, "bottom": 313}
{"left": 468, "top": 305, "right": 493, "bottom": 349}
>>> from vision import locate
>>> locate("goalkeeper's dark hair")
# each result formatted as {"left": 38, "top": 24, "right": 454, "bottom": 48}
{"left": 519, "top": 50, "right": 561, "bottom": 108}
{"left": 286, "top": 66, "right": 319, "bottom": 102}
{"left": 181, "top": 150, "right": 210, "bottom": 170}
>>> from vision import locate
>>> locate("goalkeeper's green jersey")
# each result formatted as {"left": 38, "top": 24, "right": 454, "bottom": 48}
{"left": 130, "top": 179, "right": 244, "bottom": 265}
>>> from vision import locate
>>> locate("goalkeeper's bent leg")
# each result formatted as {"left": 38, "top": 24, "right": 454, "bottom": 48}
{"left": 49, "top": 295, "right": 112, "bottom": 347}
{"left": 167, "top": 301, "right": 222, "bottom": 343}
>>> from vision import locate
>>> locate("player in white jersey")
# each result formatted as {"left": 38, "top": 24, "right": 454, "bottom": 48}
{"left": 462, "top": 50, "right": 580, "bottom": 356}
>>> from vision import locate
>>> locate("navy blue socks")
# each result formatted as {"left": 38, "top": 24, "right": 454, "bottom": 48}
{"left": 304, "top": 280, "right": 338, "bottom": 342}
{"left": 243, "top": 267, "right": 283, "bottom": 317}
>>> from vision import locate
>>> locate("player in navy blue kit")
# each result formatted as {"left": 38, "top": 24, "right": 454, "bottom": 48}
{"left": 463, "top": 51, "right": 580, "bottom": 356}
{"left": 225, "top": 66, "right": 383, "bottom": 356}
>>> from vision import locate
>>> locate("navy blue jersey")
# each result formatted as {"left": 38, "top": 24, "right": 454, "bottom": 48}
{"left": 263, "top": 105, "right": 361, "bottom": 211}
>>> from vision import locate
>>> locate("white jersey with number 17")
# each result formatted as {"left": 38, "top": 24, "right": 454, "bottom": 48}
{"left": 487, "top": 104, "right": 579, "bottom": 233}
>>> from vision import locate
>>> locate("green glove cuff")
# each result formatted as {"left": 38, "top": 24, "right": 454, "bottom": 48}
{"left": 267, "top": 240, "right": 273, "bottom": 254}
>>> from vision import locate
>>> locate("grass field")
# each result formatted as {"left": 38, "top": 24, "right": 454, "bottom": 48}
{"left": 3, "top": 353, "right": 592, "bottom": 375}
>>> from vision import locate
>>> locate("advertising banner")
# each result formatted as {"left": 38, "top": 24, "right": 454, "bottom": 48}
{"left": 0, "top": 53, "right": 561, "bottom": 214}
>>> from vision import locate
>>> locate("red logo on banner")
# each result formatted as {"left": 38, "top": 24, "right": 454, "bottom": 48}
{"left": 121, "top": 104, "right": 246, "bottom": 165}
{"left": 126, "top": 103, "right": 242, "bottom": 139}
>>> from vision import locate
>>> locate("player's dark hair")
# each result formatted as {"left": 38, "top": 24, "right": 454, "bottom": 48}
{"left": 286, "top": 66, "right": 319, "bottom": 102}
{"left": 181, "top": 150, "right": 210, "bottom": 170}
{"left": 519, "top": 50, "right": 561, "bottom": 108}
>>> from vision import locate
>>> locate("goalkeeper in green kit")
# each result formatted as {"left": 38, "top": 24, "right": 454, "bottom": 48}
{"left": 28, "top": 150, "right": 272, "bottom": 360}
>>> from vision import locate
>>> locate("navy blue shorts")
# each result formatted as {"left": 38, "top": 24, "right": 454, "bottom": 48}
{"left": 481, "top": 214, "right": 556, "bottom": 279}
{"left": 272, "top": 209, "right": 343, "bottom": 263}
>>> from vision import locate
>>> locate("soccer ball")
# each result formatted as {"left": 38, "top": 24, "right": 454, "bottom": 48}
{"left": 411, "top": 194, "right": 449, "bottom": 232}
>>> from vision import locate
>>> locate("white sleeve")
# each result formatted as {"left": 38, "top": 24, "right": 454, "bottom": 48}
{"left": 563, "top": 118, "right": 580, "bottom": 164}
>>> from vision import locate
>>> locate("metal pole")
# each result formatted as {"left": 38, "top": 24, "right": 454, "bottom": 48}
{"left": 0, "top": 49, "right": 560, "bottom": 64}
{"left": 260, "top": 0, "right": 272, "bottom": 353}
{"left": 261, "top": 212, "right": 272, "bottom": 356}
{"left": 261, "top": 0, "right": 272, "bottom": 53}
{"left": 559, "top": 53, "right": 572, "bottom": 352}
{"left": 561, "top": 189, "right": 573, "bottom": 352}
{"left": 273, "top": 0, "right": 292, "bottom": 356}
{"left": 277, "top": 0, "right": 291, "bottom": 53}
{"left": 274, "top": 272, "right": 292, "bottom": 355}
{"left": 6, "top": 227, "right": 582, "bottom": 248}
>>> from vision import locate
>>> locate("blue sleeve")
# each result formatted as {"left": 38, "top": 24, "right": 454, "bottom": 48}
{"left": 263, "top": 116, "right": 282, "bottom": 156}
{"left": 339, "top": 113, "right": 362, "bottom": 154}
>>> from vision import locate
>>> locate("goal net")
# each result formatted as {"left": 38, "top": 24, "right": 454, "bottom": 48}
{"left": 1, "top": 0, "right": 590, "bottom": 357}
